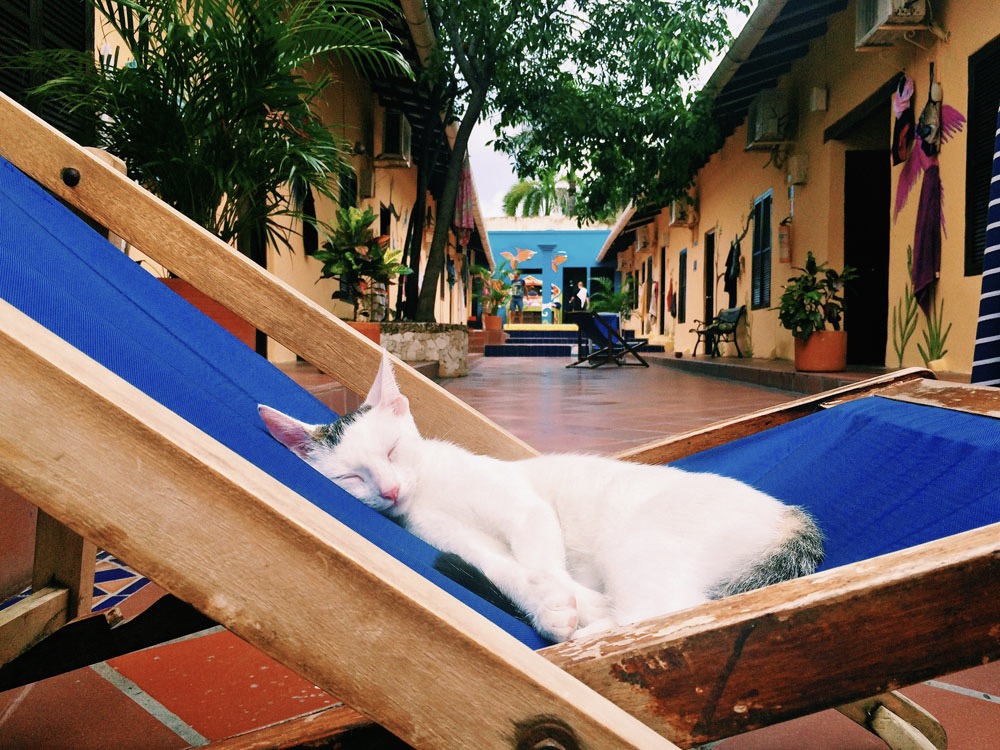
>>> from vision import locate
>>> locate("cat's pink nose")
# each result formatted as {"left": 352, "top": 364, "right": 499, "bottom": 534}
{"left": 381, "top": 485, "right": 400, "bottom": 503}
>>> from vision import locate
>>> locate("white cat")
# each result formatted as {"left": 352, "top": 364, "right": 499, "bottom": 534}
{"left": 260, "top": 354, "right": 823, "bottom": 642}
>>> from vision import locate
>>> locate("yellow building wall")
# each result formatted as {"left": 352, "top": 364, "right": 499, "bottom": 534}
{"left": 648, "top": 0, "right": 999, "bottom": 375}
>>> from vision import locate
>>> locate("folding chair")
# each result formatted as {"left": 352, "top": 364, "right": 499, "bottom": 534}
{"left": 3, "top": 91, "right": 999, "bottom": 750}
{"left": 567, "top": 310, "right": 649, "bottom": 368}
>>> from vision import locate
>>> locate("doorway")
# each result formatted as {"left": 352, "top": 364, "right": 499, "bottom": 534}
{"left": 844, "top": 150, "right": 890, "bottom": 365}
{"left": 704, "top": 230, "right": 716, "bottom": 321}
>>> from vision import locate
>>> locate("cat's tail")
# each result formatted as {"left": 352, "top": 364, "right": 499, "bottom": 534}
{"left": 709, "top": 506, "right": 825, "bottom": 599}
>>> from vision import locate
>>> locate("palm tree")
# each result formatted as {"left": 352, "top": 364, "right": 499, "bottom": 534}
{"left": 501, "top": 169, "right": 574, "bottom": 217}
{"left": 20, "top": 0, "right": 410, "bottom": 266}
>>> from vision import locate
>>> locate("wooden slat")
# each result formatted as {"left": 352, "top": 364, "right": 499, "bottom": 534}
{"left": 876, "top": 376, "right": 1000, "bottom": 417}
{"left": 0, "top": 300, "right": 673, "bottom": 750}
{"left": 0, "top": 91, "right": 536, "bottom": 462}
{"left": 203, "top": 704, "right": 373, "bottom": 750}
{"left": 613, "top": 368, "right": 933, "bottom": 465}
{"left": 0, "top": 587, "right": 69, "bottom": 664}
{"left": 32, "top": 509, "right": 95, "bottom": 620}
{"left": 543, "top": 522, "right": 1000, "bottom": 748}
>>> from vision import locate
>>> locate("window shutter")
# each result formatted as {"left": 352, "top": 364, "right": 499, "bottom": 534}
{"left": 966, "top": 36, "right": 1000, "bottom": 276}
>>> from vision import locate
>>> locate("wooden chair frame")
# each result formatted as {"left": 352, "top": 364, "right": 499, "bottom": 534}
{"left": 567, "top": 310, "right": 649, "bottom": 368}
{"left": 2, "top": 92, "right": 999, "bottom": 749}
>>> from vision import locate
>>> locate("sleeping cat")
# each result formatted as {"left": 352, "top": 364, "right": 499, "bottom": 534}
{"left": 260, "top": 354, "right": 823, "bottom": 642}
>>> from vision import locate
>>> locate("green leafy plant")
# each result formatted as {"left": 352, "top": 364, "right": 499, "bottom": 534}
{"left": 589, "top": 277, "right": 635, "bottom": 319}
{"left": 12, "top": 0, "right": 409, "bottom": 267}
{"left": 892, "top": 246, "right": 920, "bottom": 368}
{"left": 469, "top": 263, "right": 513, "bottom": 315}
{"left": 311, "top": 207, "right": 412, "bottom": 321}
{"left": 917, "top": 297, "right": 952, "bottom": 367}
{"left": 776, "top": 252, "right": 858, "bottom": 341}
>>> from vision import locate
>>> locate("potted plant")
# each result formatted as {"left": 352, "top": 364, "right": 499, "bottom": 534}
{"left": 776, "top": 251, "right": 857, "bottom": 372}
{"left": 589, "top": 276, "right": 635, "bottom": 319}
{"left": 310, "top": 207, "right": 412, "bottom": 340}
{"left": 469, "top": 263, "right": 513, "bottom": 330}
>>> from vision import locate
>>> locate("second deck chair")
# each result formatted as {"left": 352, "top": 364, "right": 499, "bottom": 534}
{"left": 3, "top": 92, "right": 999, "bottom": 749}
{"left": 567, "top": 310, "right": 649, "bottom": 368}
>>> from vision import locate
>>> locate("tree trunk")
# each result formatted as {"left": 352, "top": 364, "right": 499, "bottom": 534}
{"left": 415, "top": 89, "right": 486, "bottom": 321}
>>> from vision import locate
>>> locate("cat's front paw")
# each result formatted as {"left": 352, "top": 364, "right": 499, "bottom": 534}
{"left": 531, "top": 580, "right": 579, "bottom": 642}
{"left": 572, "top": 584, "right": 612, "bottom": 628}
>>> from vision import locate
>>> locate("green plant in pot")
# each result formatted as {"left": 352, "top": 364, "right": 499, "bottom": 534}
{"left": 776, "top": 251, "right": 857, "bottom": 371}
{"left": 311, "top": 206, "right": 412, "bottom": 321}
{"left": 469, "top": 263, "right": 513, "bottom": 323}
{"left": 589, "top": 276, "right": 635, "bottom": 319}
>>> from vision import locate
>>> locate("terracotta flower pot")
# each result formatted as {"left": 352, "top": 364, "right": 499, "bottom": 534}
{"left": 347, "top": 321, "right": 381, "bottom": 344}
{"left": 162, "top": 278, "right": 255, "bottom": 348}
{"left": 482, "top": 314, "right": 503, "bottom": 331}
{"left": 794, "top": 330, "right": 847, "bottom": 372}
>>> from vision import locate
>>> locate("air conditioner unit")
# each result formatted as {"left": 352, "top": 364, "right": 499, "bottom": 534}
{"left": 855, "top": 0, "right": 927, "bottom": 50}
{"left": 376, "top": 111, "right": 412, "bottom": 167}
{"left": 746, "top": 89, "right": 794, "bottom": 151}
{"left": 359, "top": 166, "right": 375, "bottom": 199}
{"left": 668, "top": 199, "right": 698, "bottom": 227}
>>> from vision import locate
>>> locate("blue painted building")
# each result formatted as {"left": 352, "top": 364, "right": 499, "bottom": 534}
{"left": 486, "top": 222, "right": 614, "bottom": 324}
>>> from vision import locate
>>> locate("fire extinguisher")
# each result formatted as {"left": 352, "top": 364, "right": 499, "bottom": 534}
{"left": 778, "top": 217, "right": 792, "bottom": 263}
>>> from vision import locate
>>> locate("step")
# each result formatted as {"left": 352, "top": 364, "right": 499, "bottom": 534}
{"left": 484, "top": 343, "right": 573, "bottom": 357}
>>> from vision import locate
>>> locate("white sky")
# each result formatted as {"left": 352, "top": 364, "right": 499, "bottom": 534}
{"left": 467, "top": 5, "right": 754, "bottom": 218}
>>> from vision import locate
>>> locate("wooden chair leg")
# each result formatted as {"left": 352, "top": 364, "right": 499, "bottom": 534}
{"left": 837, "top": 691, "right": 946, "bottom": 750}
{"left": 1, "top": 511, "right": 96, "bottom": 666}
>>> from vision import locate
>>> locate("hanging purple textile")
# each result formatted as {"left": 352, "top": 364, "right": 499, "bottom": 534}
{"left": 912, "top": 163, "right": 941, "bottom": 314}
{"left": 454, "top": 155, "right": 475, "bottom": 249}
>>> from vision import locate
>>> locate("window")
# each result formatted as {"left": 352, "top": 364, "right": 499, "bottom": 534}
{"left": 678, "top": 249, "right": 688, "bottom": 324}
{"left": 965, "top": 35, "right": 1000, "bottom": 276}
{"left": 0, "top": 0, "right": 93, "bottom": 141}
{"left": 751, "top": 192, "right": 773, "bottom": 309}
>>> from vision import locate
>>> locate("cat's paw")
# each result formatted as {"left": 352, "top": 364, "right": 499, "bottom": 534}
{"left": 572, "top": 584, "right": 612, "bottom": 628}
{"left": 530, "top": 580, "right": 579, "bottom": 642}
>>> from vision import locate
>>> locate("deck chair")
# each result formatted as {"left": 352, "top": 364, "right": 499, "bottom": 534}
{"left": 567, "top": 310, "right": 649, "bottom": 368}
{"left": 2, "top": 91, "right": 999, "bottom": 750}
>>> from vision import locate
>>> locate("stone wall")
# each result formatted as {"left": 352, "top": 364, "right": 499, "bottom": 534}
{"left": 381, "top": 323, "right": 469, "bottom": 378}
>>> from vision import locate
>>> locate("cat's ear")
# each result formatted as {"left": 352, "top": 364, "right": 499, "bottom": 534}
{"left": 363, "top": 352, "right": 410, "bottom": 417}
{"left": 258, "top": 405, "right": 317, "bottom": 459}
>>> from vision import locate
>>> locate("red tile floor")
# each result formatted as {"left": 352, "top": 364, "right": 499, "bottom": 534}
{"left": 1, "top": 354, "right": 996, "bottom": 748}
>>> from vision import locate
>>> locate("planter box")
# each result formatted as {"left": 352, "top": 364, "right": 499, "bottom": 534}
{"left": 162, "top": 278, "right": 255, "bottom": 349}
{"left": 794, "top": 330, "right": 847, "bottom": 372}
{"left": 381, "top": 323, "right": 469, "bottom": 378}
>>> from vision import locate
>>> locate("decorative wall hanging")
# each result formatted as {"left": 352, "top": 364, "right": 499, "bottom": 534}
{"left": 893, "top": 63, "right": 966, "bottom": 314}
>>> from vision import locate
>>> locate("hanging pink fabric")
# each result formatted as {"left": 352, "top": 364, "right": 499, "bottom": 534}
{"left": 454, "top": 155, "right": 475, "bottom": 249}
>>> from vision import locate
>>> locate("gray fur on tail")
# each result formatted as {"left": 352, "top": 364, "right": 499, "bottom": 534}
{"left": 708, "top": 507, "right": 824, "bottom": 599}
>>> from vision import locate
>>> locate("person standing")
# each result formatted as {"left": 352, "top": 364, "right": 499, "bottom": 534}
{"left": 509, "top": 271, "right": 526, "bottom": 324}
{"left": 575, "top": 280, "right": 589, "bottom": 310}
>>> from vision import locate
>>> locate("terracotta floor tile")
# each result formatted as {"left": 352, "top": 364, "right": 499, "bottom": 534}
{"left": 0, "top": 666, "right": 187, "bottom": 750}
{"left": 107, "top": 629, "right": 337, "bottom": 741}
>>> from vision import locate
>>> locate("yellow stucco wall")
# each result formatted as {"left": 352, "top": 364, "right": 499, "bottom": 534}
{"left": 644, "top": 0, "right": 999, "bottom": 375}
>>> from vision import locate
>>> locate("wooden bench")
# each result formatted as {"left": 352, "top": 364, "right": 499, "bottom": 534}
{"left": 690, "top": 305, "right": 745, "bottom": 357}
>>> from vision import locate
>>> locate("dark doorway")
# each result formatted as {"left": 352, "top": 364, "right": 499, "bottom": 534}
{"left": 704, "top": 230, "right": 716, "bottom": 321}
{"left": 844, "top": 149, "right": 890, "bottom": 365}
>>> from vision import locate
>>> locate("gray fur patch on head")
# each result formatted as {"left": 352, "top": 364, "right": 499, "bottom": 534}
{"left": 314, "top": 405, "right": 372, "bottom": 448}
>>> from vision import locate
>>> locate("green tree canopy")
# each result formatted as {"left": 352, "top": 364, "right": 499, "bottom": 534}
{"left": 18, "top": 0, "right": 410, "bottom": 263}
{"left": 416, "top": 0, "right": 748, "bottom": 319}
